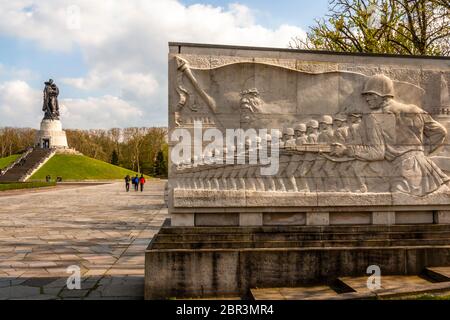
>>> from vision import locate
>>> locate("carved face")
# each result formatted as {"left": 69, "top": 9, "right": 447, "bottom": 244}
{"left": 319, "top": 123, "right": 332, "bottom": 131}
{"left": 364, "top": 93, "right": 384, "bottom": 109}
{"left": 348, "top": 116, "right": 362, "bottom": 124}
{"left": 240, "top": 90, "right": 263, "bottom": 113}
{"left": 334, "top": 120, "right": 345, "bottom": 128}
{"left": 294, "top": 130, "right": 306, "bottom": 138}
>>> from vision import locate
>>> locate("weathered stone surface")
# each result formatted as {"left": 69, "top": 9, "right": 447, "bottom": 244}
{"left": 168, "top": 43, "right": 450, "bottom": 227}
{"left": 35, "top": 119, "right": 68, "bottom": 149}
{"left": 317, "top": 193, "right": 392, "bottom": 207}
{"left": 239, "top": 213, "right": 263, "bottom": 226}
{"left": 329, "top": 212, "right": 371, "bottom": 225}
{"left": 435, "top": 211, "right": 450, "bottom": 224}
{"left": 396, "top": 211, "right": 434, "bottom": 224}
{"left": 306, "top": 212, "right": 329, "bottom": 226}
{"left": 145, "top": 222, "right": 450, "bottom": 299}
{"left": 173, "top": 189, "right": 246, "bottom": 208}
{"left": 372, "top": 211, "right": 396, "bottom": 225}
{"left": 171, "top": 213, "right": 195, "bottom": 227}
{"left": 195, "top": 213, "right": 239, "bottom": 226}
{"left": 263, "top": 213, "right": 306, "bottom": 226}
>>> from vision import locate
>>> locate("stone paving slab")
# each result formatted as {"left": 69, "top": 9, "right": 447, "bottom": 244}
{"left": 251, "top": 274, "right": 450, "bottom": 300}
{"left": 0, "top": 180, "right": 167, "bottom": 300}
{"left": 251, "top": 286, "right": 339, "bottom": 300}
{"left": 338, "top": 275, "right": 433, "bottom": 294}
{"left": 426, "top": 267, "right": 450, "bottom": 281}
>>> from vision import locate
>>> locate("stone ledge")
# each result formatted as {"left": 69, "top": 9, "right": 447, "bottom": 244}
{"left": 173, "top": 189, "right": 450, "bottom": 209}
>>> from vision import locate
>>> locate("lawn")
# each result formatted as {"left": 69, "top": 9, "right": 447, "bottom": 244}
{"left": 0, "top": 154, "right": 20, "bottom": 169}
{"left": 0, "top": 181, "right": 56, "bottom": 192}
{"left": 30, "top": 154, "right": 146, "bottom": 181}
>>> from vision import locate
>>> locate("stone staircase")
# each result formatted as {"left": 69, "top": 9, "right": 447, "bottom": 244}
{"left": 145, "top": 222, "right": 450, "bottom": 299}
{"left": 151, "top": 224, "right": 450, "bottom": 249}
{"left": 251, "top": 267, "right": 450, "bottom": 300}
{"left": 0, "top": 148, "right": 55, "bottom": 182}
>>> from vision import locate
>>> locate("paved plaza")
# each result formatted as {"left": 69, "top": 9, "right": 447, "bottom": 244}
{"left": 0, "top": 180, "right": 167, "bottom": 300}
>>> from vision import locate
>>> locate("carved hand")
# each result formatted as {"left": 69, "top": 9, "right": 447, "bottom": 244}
{"left": 331, "top": 143, "right": 348, "bottom": 157}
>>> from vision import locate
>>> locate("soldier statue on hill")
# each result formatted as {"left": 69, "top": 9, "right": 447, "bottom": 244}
{"left": 42, "top": 79, "right": 60, "bottom": 120}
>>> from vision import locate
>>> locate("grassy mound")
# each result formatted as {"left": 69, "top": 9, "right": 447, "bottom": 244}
{"left": 30, "top": 154, "right": 145, "bottom": 181}
{"left": 0, "top": 154, "right": 20, "bottom": 169}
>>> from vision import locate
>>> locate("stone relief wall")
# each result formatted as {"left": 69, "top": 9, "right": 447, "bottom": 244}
{"left": 169, "top": 51, "right": 450, "bottom": 197}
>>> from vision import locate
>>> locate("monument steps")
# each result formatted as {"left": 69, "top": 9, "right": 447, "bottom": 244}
{"left": 152, "top": 239, "right": 450, "bottom": 249}
{"left": 153, "top": 230, "right": 450, "bottom": 243}
{"left": 158, "top": 224, "right": 450, "bottom": 234}
{"left": 0, "top": 148, "right": 54, "bottom": 182}
{"left": 250, "top": 270, "right": 450, "bottom": 300}
{"left": 145, "top": 221, "right": 450, "bottom": 299}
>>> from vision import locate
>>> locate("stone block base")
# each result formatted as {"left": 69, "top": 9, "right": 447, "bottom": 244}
{"left": 170, "top": 210, "right": 450, "bottom": 227}
{"left": 145, "top": 221, "right": 450, "bottom": 299}
{"left": 170, "top": 189, "right": 450, "bottom": 226}
{"left": 35, "top": 119, "right": 68, "bottom": 149}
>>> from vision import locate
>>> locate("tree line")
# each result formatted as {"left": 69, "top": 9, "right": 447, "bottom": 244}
{"left": 0, "top": 127, "right": 168, "bottom": 177}
{"left": 290, "top": 0, "right": 449, "bottom": 56}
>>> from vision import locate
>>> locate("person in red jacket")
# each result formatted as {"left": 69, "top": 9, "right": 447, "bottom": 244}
{"left": 139, "top": 174, "right": 146, "bottom": 192}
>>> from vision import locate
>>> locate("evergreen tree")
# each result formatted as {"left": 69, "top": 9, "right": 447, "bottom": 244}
{"left": 110, "top": 149, "right": 119, "bottom": 166}
{"left": 153, "top": 150, "right": 168, "bottom": 177}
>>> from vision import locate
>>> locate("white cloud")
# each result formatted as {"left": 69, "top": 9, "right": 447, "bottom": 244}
{"left": 0, "top": 64, "right": 37, "bottom": 83}
{"left": 0, "top": 80, "right": 42, "bottom": 128}
{"left": 61, "top": 96, "right": 144, "bottom": 129}
{"left": 0, "top": 79, "right": 145, "bottom": 130}
{"left": 0, "top": 1, "right": 306, "bottom": 128}
{"left": 62, "top": 70, "right": 159, "bottom": 101}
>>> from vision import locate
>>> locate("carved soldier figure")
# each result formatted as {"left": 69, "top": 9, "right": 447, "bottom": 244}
{"left": 294, "top": 123, "right": 308, "bottom": 145}
{"left": 333, "top": 115, "right": 348, "bottom": 144}
{"left": 306, "top": 120, "right": 319, "bottom": 144}
{"left": 285, "top": 123, "right": 308, "bottom": 192}
{"left": 43, "top": 79, "right": 60, "bottom": 120}
{"left": 283, "top": 128, "right": 296, "bottom": 149}
{"left": 312, "top": 115, "right": 335, "bottom": 191}
{"left": 297, "top": 120, "right": 320, "bottom": 191}
{"left": 332, "top": 74, "right": 449, "bottom": 196}
{"left": 347, "top": 113, "right": 363, "bottom": 145}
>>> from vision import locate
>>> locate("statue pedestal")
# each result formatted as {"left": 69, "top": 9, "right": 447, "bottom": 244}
{"left": 35, "top": 119, "right": 68, "bottom": 149}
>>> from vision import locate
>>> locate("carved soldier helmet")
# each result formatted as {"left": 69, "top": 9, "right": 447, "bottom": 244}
{"left": 294, "top": 123, "right": 307, "bottom": 132}
{"left": 319, "top": 115, "right": 333, "bottom": 125}
{"left": 334, "top": 114, "right": 347, "bottom": 122}
{"left": 307, "top": 119, "right": 319, "bottom": 129}
{"left": 362, "top": 74, "right": 395, "bottom": 97}
{"left": 272, "top": 129, "right": 282, "bottom": 138}
{"left": 283, "top": 127, "right": 295, "bottom": 136}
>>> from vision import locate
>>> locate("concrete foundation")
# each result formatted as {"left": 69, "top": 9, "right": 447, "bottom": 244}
{"left": 145, "top": 221, "right": 450, "bottom": 299}
{"left": 35, "top": 119, "right": 68, "bottom": 149}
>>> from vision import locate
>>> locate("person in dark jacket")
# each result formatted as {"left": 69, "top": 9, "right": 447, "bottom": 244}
{"left": 124, "top": 175, "right": 131, "bottom": 192}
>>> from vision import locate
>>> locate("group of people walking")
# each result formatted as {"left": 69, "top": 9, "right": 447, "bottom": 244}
{"left": 124, "top": 174, "right": 146, "bottom": 192}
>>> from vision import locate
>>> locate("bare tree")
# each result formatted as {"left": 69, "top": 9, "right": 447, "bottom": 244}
{"left": 290, "top": 0, "right": 449, "bottom": 56}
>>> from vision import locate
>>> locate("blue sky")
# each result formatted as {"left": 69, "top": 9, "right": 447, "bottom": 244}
{"left": 181, "top": 0, "right": 329, "bottom": 29}
{"left": 0, "top": 0, "right": 330, "bottom": 129}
